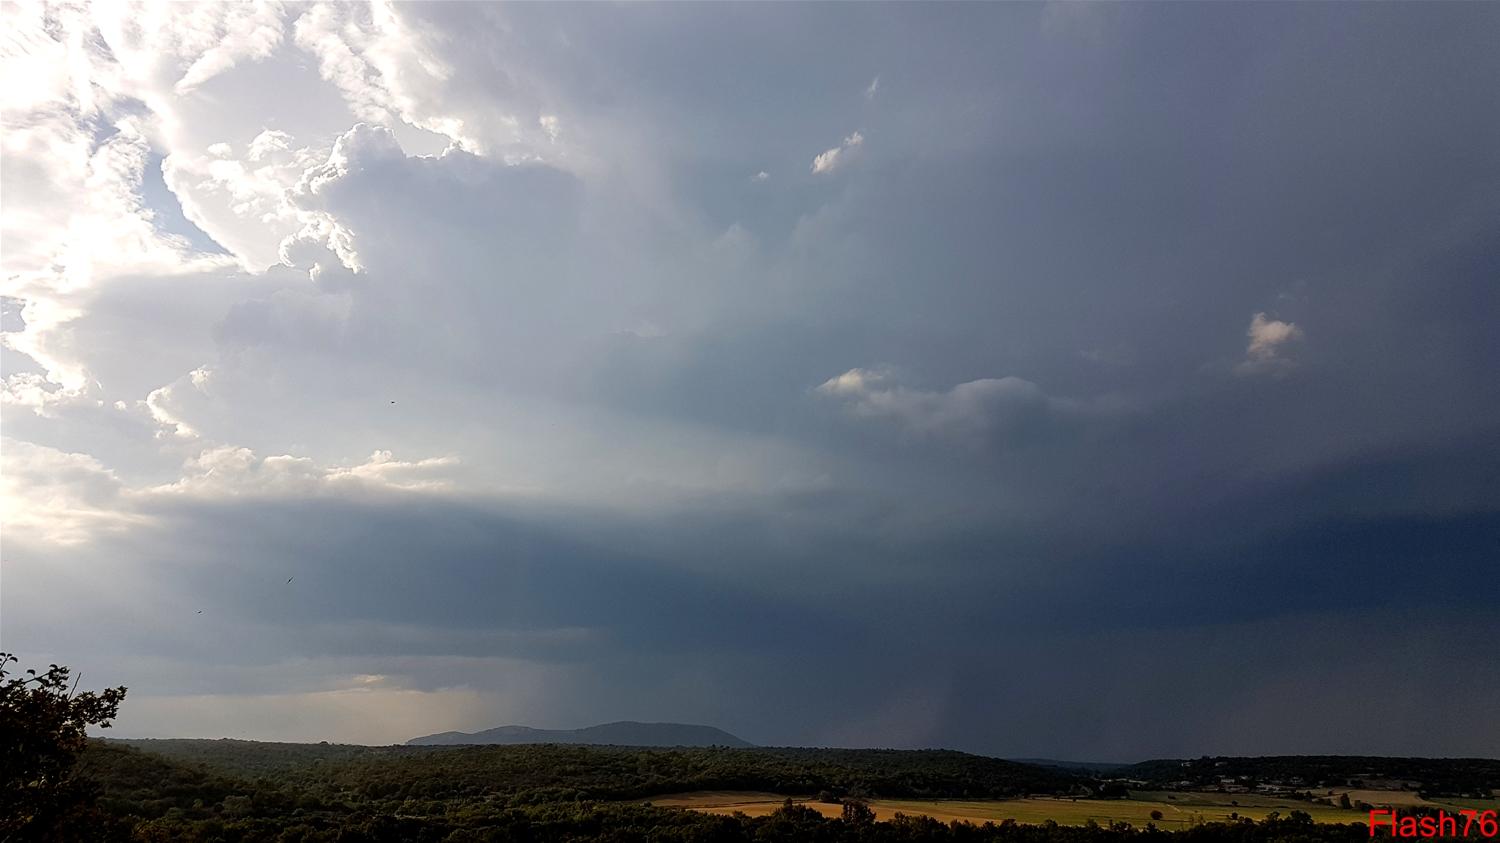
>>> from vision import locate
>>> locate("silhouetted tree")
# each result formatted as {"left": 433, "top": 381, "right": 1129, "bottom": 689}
{"left": 842, "top": 799, "right": 875, "bottom": 827}
{"left": 0, "top": 653, "right": 127, "bottom": 840}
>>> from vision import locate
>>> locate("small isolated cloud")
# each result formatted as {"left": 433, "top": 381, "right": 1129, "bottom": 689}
{"left": 752, "top": 170, "right": 770, "bottom": 182}
{"left": 811, "top": 131, "right": 864, "bottom": 175}
{"left": 816, "top": 366, "right": 1063, "bottom": 445}
{"left": 1236, "top": 312, "right": 1304, "bottom": 376}
{"left": 865, "top": 76, "right": 880, "bottom": 101}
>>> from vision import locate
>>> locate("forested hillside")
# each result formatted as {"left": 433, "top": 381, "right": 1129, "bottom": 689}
{"left": 74, "top": 742, "right": 1410, "bottom": 842}
{"left": 102, "top": 740, "right": 1081, "bottom": 802}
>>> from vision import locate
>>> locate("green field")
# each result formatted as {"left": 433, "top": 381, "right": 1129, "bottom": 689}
{"left": 1435, "top": 798, "right": 1500, "bottom": 812}
{"left": 657, "top": 790, "right": 1370, "bottom": 828}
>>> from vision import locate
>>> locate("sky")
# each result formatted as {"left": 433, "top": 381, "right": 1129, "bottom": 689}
{"left": 2, "top": 1, "right": 1498, "bottom": 761}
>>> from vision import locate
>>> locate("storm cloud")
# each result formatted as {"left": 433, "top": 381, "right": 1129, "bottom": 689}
{"left": 2, "top": 1, "right": 1498, "bottom": 758}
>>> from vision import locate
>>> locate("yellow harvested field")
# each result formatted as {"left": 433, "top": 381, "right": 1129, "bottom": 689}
{"left": 1327, "top": 789, "right": 1431, "bottom": 807}
{"left": 1316, "top": 789, "right": 1500, "bottom": 813}
{"left": 648, "top": 791, "right": 1369, "bottom": 828}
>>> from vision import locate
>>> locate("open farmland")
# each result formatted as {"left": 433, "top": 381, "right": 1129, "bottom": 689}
{"left": 652, "top": 790, "right": 1369, "bottom": 828}
{"left": 1437, "top": 798, "right": 1500, "bottom": 812}
{"left": 1311, "top": 788, "right": 1500, "bottom": 813}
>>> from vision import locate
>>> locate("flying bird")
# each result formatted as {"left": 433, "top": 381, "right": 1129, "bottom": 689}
{"left": 287, "top": 576, "right": 294, "bottom": 584}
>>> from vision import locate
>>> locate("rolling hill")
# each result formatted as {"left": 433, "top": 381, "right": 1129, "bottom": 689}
{"left": 406, "top": 720, "right": 754, "bottom": 747}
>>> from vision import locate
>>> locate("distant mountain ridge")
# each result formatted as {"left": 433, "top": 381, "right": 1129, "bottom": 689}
{"left": 406, "top": 721, "right": 753, "bottom": 748}
{"left": 1009, "top": 758, "right": 1132, "bottom": 773}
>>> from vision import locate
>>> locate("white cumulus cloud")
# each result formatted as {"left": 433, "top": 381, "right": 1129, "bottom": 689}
{"left": 816, "top": 367, "right": 1066, "bottom": 445}
{"left": 811, "top": 131, "right": 864, "bottom": 175}
{"left": 1236, "top": 312, "right": 1304, "bottom": 376}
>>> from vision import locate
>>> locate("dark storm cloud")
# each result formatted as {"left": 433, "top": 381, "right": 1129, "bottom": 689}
{"left": 146, "top": 497, "right": 866, "bottom": 655}
{"left": 8, "top": 425, "right": 1495, "bottom": 752}
{"left": 5, "top": 0, "right": 1498, "bottom": 756}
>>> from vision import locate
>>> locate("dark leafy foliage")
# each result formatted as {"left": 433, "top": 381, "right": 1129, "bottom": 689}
{"left": 0, "top": 652, "right": 128, "bottom": 841}
{"left": 106, "top": 740, "right": 1083, "bottom": 804}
